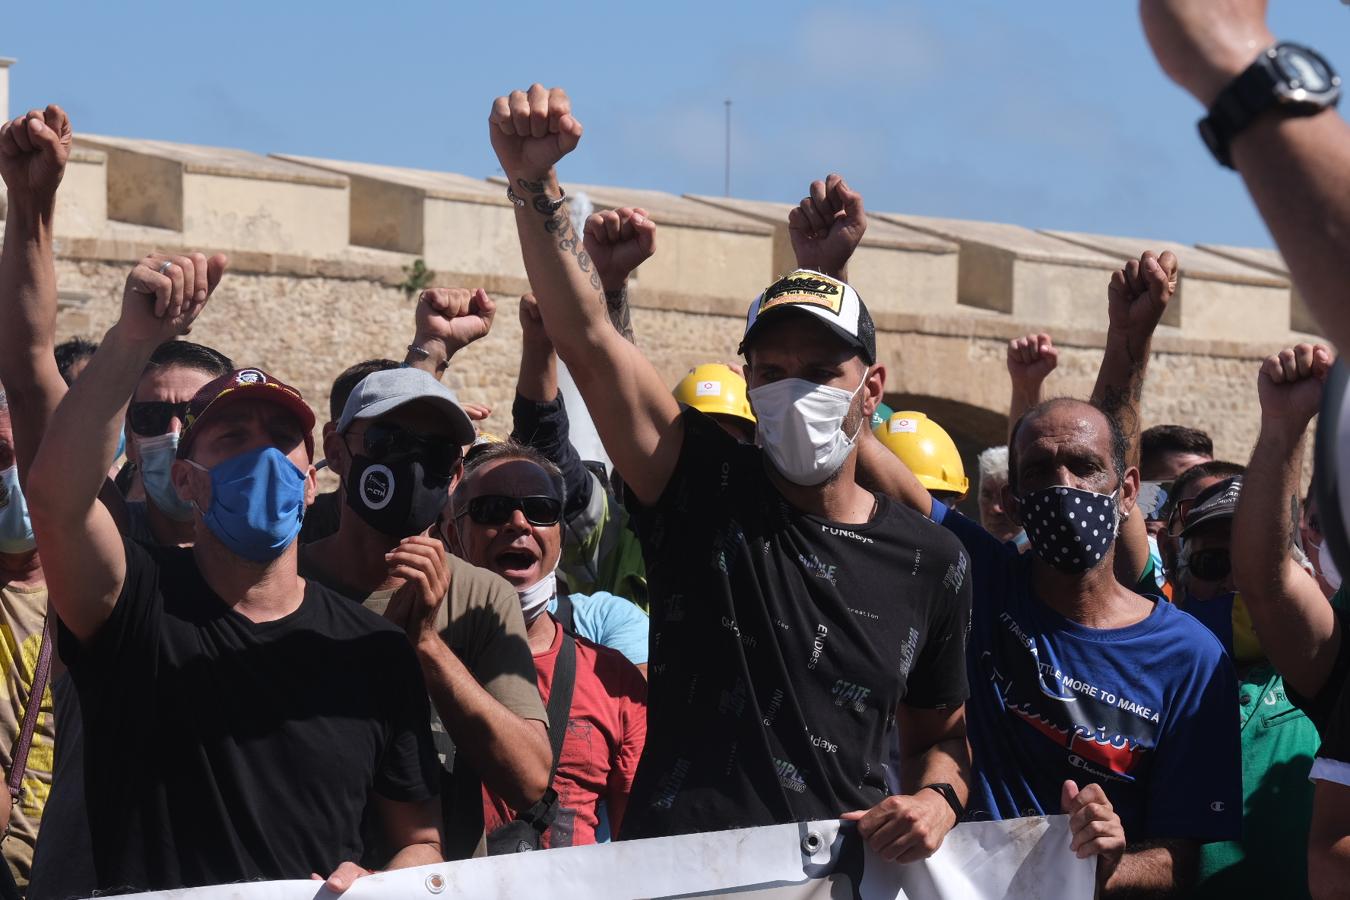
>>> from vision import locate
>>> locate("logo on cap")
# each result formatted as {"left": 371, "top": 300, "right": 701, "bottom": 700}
{"left": 759, "top": 274, "right": 844, "bottom": 316}
{"left": 889, "top": 418, "right": 918, "bottom": 434}
{"left": 236, "top": 369, "right": 266, "bottom": 385}
{"left": 695, "top": 380, "right": 722, "bottom": 397}
{"left": 360, "top": 465, "right": 395, "bottom": 511}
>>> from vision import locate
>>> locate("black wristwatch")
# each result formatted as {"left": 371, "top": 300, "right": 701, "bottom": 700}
{"left": 920, "top": 782, "right": 964, "bottom": 821}
{"left": 1199, "top": 42, "right": 1341, "bottom": 169}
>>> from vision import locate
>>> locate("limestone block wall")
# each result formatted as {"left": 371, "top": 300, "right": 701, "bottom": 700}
{"left": 1046, "top": 230, "right": 1292, "bottom": 342}
{"left": 686, "top": 195, "right": 960, "bottom": 315}
{"left": 55, "top": 148, "right": 108, "bottom": 237}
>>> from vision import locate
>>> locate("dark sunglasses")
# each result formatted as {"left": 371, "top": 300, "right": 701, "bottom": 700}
{"left": 1183, "top": 547, "right": 1231, "bottom": 582}
{"left": 128, "top": 400, "right": 191, "bottom": 437}
{"left": 1166, "top": 496, "right": 1201, "bottom": 537}
{"left": 461, "top": 494, "right": 562, "bottom": 527}
{"left": 356, "top": 422, "right": 461, "bottom": 476}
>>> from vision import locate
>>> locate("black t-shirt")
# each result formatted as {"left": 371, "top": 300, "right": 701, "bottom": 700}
{"left": 55, "top": 537, "right": 439, "bottom": 892}
{"left": 621, "top": 410, "right": 971, "bottom": 839}
{"left": 1291, "top": 604, "right": 1350, "bottom": 767}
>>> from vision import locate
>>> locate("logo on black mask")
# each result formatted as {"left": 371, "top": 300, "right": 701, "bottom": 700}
{"left": 346, "top": 455, "right": 449, "bottom": 539}
{"left": 360, "top": 465, "right": 394, "bottom": 510}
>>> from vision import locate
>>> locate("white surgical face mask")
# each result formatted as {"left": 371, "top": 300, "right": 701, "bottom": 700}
{"left": 136, "top": 432, "right": 195, "bottom": 522}
{"left": 1312, "top": 539, "right": 1343, "bottom": 592}
{"left": 517, "top": 569, "right": 557, "bottom": 625}
{"left": 0, "top": 465, "right": 36, "bottom": 554}
{"left": 750, "top": 371, "right": 867, "bottom": 486}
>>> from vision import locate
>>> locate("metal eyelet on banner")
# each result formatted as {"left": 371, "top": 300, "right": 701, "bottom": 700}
{"left": 801, "top": 831, "right": 824, "bottom": 854}
{"left": 425, "top": 873, "right": 446, "bottom": 894}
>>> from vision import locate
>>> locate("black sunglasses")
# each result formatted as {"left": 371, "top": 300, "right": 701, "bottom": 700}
{"left": 461, "top": 494, "right": 562, "bottom": 527}
{"left": 128, "top": 400, "right": 191, "bottom": 437}
{"left": 356, "top": 422, "right": 461, "bottom": 476}
{"left": 1184, "top": 547, "right": 1231, "bottom": 582}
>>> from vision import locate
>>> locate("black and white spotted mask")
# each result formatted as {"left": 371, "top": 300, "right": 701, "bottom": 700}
{"left": 1018, "top": 485, "right": 1120, "bottom": 574}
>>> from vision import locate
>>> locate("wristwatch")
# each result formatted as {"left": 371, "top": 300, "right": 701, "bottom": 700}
{"left": 920, "top": 782, "right": 964, "bottom": 821}
{"left": 1199, "top": 42, "right": 1341, "bottom": 168}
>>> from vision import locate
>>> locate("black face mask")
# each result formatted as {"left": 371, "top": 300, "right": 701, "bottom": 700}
{"left": 345, "top": 454, "right": 451, "bottom": 539}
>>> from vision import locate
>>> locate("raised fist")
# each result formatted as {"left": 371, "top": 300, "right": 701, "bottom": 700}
{"left": 788, "top": 174, "right": 867, "bottom": 279}
{"left": 518, "top": 292, "right": 551, "bottom": 349}
{"left": 1107, "top": 250, "right": 1178, "bottom": 346}
{"left": 0, "top": 104, "right": 73, "bottom": 207}
{"left": 583, "top": 207, "right": 657, "bottom": 290}
{"left": 488, "top": 85, "right": 582, "bottom": 181}
{"left": 1140, "top": 0, "right": 1273, "bottom": 107}
{"left": 415, "top": 288, "right": 496, "bottom": 356}
{"left": 1007, "top": 333, "right": 1059, "bottom": 387}
{"left": 1258, "top": 343, "right": 1332, "bottom": 429}
{"left": 118, "top": 252, "right": 229, "bottom": 344}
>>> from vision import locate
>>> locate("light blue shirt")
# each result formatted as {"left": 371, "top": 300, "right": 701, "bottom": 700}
{"left": 547, "top": 591, "right": 649, "bottom": 666}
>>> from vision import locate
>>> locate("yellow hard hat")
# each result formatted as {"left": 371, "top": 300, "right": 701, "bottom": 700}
{"left": 873, "top": 411, "right": 969, "bottom": 499}
{"left": 672, "top": 364, "right": 756, "bottom": 424}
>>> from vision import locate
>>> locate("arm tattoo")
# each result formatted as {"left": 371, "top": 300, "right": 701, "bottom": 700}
{"left": 521, "top": 179, "right": 602, "bottom": 292}
{"left": 1289, "top": 493, "right": 1300, "bottom": 549}
{"left": 605, "top": 287, "right": 636, "bottom": 344}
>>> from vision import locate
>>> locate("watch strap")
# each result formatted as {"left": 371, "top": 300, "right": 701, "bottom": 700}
{"left": 920, "top": 782, "right": 964, "bottom": 821}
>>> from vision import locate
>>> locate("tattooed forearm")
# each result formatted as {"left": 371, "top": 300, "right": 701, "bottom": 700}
{"left": 526, "top": 180, "right": 602, "bottom": 292}
{"left": 605, "top": 287, "right": 636, "bottom": 344}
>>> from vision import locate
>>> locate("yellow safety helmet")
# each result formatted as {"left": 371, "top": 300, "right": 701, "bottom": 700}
{"left": 672, "top": 364, "right": 756, "bottom": 424}
{"left": 873, "top": 411, "right": 969, "bottom": 499}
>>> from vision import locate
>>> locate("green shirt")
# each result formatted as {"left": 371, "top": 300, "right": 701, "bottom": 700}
{"left": 1195, "top": 664, "right": 1319, "bottom": 899}
{"left": 561, "top": 471, "right": 648, "bottom": 611}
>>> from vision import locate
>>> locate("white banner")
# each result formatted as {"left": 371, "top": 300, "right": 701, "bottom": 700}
{"left": 113, "top": 816, "right": 1095, "bottom": 900}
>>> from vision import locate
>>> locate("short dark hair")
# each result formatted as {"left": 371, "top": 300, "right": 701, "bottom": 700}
{"left": 1007, "top": 397, "right": 1128, "bottom": 495}
{"left": 329, "top": 359, "right": 400, "bottom": 422}
{"left": 54, "top": 337, "right": 99, "bottom": 386}
{"left": 1141, "top": 425, "right": 1213, "bottom": 471}
{"left": 145, "top": 340, "right": 233, "bottom": 379}
{"left": 458, "top": 439, "right": 565, "bottom": 505}
{"left": 1170, "top": 460, "right": 1246, "bottom": 506}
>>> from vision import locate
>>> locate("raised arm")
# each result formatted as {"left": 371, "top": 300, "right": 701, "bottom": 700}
{"left": 402, "top": 287, "right": 496, "bottom": 379}
{"left": 513, "top": 292, "right": 591, "bottom": 518}
{"left": 1140, "top": 0, "right": 1350, "bottom": 351}
{"left": 787, "top": 173, "right": 867, "bottom": 282}
{"left": 488, "top": 85, "right": 682, "bottom": 505}
{"left": 1006, "top": 333, "right": 1058, "bottom": 443}
{"left": 1232, "top": 343, "right": 1339, "bottom": 699}
{"left": 0, "top": 105, "right": 72, "bottom": 482}
{"left": 1091, "top": 251, "right": 1178, "bottom": 587}
{"left": 27, "top": 252, "right": 226, "bottom": 643}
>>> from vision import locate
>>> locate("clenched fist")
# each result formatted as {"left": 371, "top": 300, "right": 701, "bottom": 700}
{"left": 489, "top": 85, "right": 582, "bottom": 182}
{"left": 1258, "top": 343, "right": 1333, "bottom": 430}
{"left": 583, "top": 207, "right": 657, "bottom": 291}
{"left": 414, "top": 287, "right": 496, "bottom": 359}
{"left": 1107, "top": 250, "right": 1178, "bottom": 351}
{"left": 788, "top": 174, "right": 867, "bottom": 279}
{"left": 117, "top": 252, "right": 229, "bottom": 344}
{"left": 0, "top": 104, "right": 73, "bottom": 209}
{"left": 1007, "top": 333, "right": 1059, "bottom": 389}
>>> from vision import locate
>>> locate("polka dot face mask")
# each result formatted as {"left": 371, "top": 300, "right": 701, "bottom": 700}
{"left": 1017, "top": 485, "right": 1120, "bottom": 574}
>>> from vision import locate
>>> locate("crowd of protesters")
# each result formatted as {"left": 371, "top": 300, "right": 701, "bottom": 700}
{"left": 0, "top": 1, "right": 1347, "bottom": 898}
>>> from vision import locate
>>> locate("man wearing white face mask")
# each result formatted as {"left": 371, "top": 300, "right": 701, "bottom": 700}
{"left": 445, "top": 440, "right": 646, "bottom": 850}
{"left": 488, "top": 84, "right": 973, "bottom": 862}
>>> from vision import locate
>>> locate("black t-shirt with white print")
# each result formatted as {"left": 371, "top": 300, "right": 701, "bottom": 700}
{"left": 621, "top": 410, "right": 971, "bottom": 839}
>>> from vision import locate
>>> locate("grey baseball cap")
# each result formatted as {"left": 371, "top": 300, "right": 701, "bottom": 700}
{"left": 337, "top": 367, "right": 476, "bottom": 444}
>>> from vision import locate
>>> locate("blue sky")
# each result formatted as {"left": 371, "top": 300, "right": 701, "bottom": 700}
{"left": 7, "top": 1, "right": 1347, "bottom": 248}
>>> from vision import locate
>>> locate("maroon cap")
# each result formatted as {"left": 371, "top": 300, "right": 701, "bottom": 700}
{"left": 176, "top": 368, "right": 316, "bottom": 460}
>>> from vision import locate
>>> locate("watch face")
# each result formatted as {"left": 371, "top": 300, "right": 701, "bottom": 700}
{"left": 1276, "top": 45, "right": 1334, "bottom": 92}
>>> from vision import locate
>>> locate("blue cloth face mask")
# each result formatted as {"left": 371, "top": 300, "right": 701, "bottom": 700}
{"left": 0, "top": 466, "right": 36, "bottom": 554}
{"left": 136, "top": 432, "right": 195, "bottom": 522}
{"left": 187, "top": 446, "right": 307, "bottom": 563}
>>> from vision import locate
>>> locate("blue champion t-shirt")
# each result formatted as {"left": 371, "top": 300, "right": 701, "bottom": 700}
{"left": 932, "top": 501, "right": 1241, "bottom": 843}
